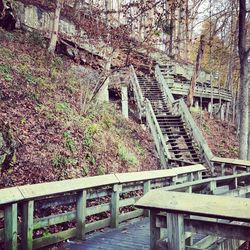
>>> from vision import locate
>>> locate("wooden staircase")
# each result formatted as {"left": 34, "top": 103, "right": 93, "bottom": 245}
{"left": 136, "top": 72, "right": 201, "bottom": 164}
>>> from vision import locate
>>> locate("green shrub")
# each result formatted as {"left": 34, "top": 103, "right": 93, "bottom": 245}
{"left": 83, "top": 123, "right": 99, "bottom": 147}
{"left": 63, "top": 131, "right": 76, "bottom": 153}
{"left": 0, "top": 64, "right": 13, "bottom": 81}
{"left": 118, "top": 144, "right": 138, "bottom": 166}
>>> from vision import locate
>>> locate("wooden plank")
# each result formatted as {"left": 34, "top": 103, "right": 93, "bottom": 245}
{"left": 0, "top": 187, "right": 23, "bottom": 205}
{"left": 119, "top": 197, "right": 140, "bottom": 208}
{"left": 33, "top": 228, "right": 76, "bottom": 249}
{"left": 76, "top": 190, "right": 86, "bottom": 240}
{"left": 122, "top": 184, "right": 143, "bottom": 193}
{"left": 115, "top": 165, "right": 205, "bottom": 183}
{"left": 119, "top": 209, "right": 144, "bottom": 223}
{"left": 85, "top": 218, "right": 111, "bottom": 233}
{"left": 167, "top": 213, "right": 185, "bottom": 250}
{"left": 33, "top": 211, "right": 76, "bottom": 230}
{"left": 191, "top": 235, "right": 219, "bottom": 249}
{"left": 18, "top": 174, "right": 118, "bottom": 199}
{"left": 86, "top": 203, "right": 111, "bottom": 216}
{"left": 4, "top": 203, "right": 17, "bottom": 250}
{"left": 135, "top": 190, "right": 250, "bottom": 222}
{"left": 22, "top": 200, "right": 34, "bottom": 250}
{"left": 162, "top": 173, "right": 250, "bottom": 193}
{"left": 186, "top": 219, "right": 250, "bottom": 241}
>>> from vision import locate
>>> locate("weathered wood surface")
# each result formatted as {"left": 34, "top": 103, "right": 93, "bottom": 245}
{"left": 212, "top": 156, "right": 250, "bottom": 167}
{"left": 0, "top": 165, "right": 207, "bottom": 249}
{"left": 0, "top": 165, "right": 205, "bottom": 205}
{"left": 135, "top": 190, "right": 250, "bottom": 222}
{"left": 0, "top": 187, "right": 23, "bottom": 205}
{"left": 115, "top": 164, "right": 205, "bottom": 183}
{"left": 18, "top": 174, "right": 118, "bottom": 199}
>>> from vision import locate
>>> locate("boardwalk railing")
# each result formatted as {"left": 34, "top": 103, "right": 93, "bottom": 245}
{"left": 129, "top": 65, "right": 145, "bottom": 120}
{"left": 177, "top": 99, "right": 214, "bottom": 170}
{"left": 155, "top": 65, "right": 175, "bottom": 106}
{"left": 210, "top": 156, "right": 250, "bottom": 176}
{"left": 0, "top": 165, "right": 205, "bottom": 249}
{"left": 135, "top": 172, "right": 250, "bottom": 250}
{"left": 145, "top": 99, "right": 170, "bottom": 168}
{"left": 158, "top": 63, "right": 232, "bottom": 102}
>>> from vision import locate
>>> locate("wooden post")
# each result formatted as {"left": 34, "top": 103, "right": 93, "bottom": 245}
{"left": 209, "top": 180, "right": 217, "bottom": 193}
{"left": 121, "top": 85, "right": 129, "bottom": 119}
{"left": 22, "top": 200, "right": 34, "bottom": 250}
{"left": 143, "top": 180, "right": 151, "bottom": 217}
{"left": 188, "top": 172, "right": 194, "bottom": 182}
{"left": 220, "top": 104, "right": 225, "bottom": 121}
{"left": 150, "top": 209, "right": 160, "bottom": 250}
{"left": 233, "top": 166, "right": 237, "bottom": 175}
{"left": 111, "top": 184, "right": 121, "bottom": 228}
{"left": 76, "top": 190, "right": 87, "bottom": 240}
{"left": 221, "top": 163, "right": 226, "bottom": 176}
{"left": 208, "top": 102, "right": 212, "bottom": 113}
{"left": 194, "top": 171, "right": 202, "bottom": 180}
{"left": 167, "top": 213, "right": 185, "bottom": 250}
{"left": 171, "top": 176, "right": 178, "bottom": 185}
{"left": 186, "top": 186, "right": 192, "bottom": 193}
{"left": 211, "top": 162, "right": 215, "bottom": 175}
{"left": 4, "top": 203, "right": 17, "bottom": 250}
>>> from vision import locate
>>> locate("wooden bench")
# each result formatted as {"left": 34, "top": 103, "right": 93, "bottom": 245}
{"left": 135, "top": 190, "right": 250, "bottom": 250}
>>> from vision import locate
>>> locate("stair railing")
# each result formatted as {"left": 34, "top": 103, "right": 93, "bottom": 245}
{"left": 155, "top": 64, "right": 214, "bottom": 171}
{"left": 155, "top": 64, "right": 175, "bottom": 106}
{"left": 177, "top": 99, "right": 214, "bottom": 171}
{"left": 155, "top": 65, "right": 180, "bottom": 115}
{"left": 145, "top": 99, "right": 171, "bottom": 169}
{"left": 129, "top": 65, "right": 145, "bottom": 119}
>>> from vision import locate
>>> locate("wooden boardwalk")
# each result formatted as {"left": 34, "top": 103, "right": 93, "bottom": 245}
{"left": 63, "top": 218, "right": 150, "bottom": 250}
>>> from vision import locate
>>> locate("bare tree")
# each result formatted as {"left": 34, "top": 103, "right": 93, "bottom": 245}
{"left": 238, "top": 0, "right": 250, "bottom": 159}
{"left": 186, "top": 34, "right": 206, "bottom": 108}
{"left": 48, "top": 0, "right": 64, "bottom": 55}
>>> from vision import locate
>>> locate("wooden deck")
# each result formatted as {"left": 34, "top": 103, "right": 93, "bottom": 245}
{"left": 63, "top": 218, "right": 150, "bottom": 250}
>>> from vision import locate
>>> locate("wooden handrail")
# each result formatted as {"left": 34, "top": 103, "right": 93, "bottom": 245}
{"left": 155, "top": 65, "right": 175, "bottom": 105}
{"left": 178, "top": 99, "right": 214, "bottom": 170}
{"left": 145, "top": 99, "right": 171, "bottom": 168}
{"left": 0, "top": 165, "right": 205, "bottom": 249}
{"left": 129, "top": 65, "right": 145, "bottom": 119}
{"left": 0, "top": 165, "right": 204, "bottom": 204}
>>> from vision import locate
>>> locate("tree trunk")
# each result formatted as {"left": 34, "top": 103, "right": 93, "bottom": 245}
{"left": 248, "top": 93, "right": 250, "bottom": 160}
{"left": 169, "top": 3, "right": 175, "bottom": 57}
{"left": 186, "top": 34, "right": 206, "bottom": 108}
{"left": 184, "top": 0, "right": 189, "bottom": 61}
{"left": 48, "top": 0, "right": 64, "bottom": 55}
{"left": 238, "top": 0, "right": 250, "bottom": 160}
{"left": 0, "top": 0, "right": 4, "bottom": 16}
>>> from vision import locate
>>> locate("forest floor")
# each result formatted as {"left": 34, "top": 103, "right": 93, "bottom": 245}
{"left": 0, "top": 29, "right": 159, "bottom": 188}
{"left": 0, "top": 28, "right": 240, "bottom": 189}
{"left": 192, "top": 110, "right": 239, "bottom": 158}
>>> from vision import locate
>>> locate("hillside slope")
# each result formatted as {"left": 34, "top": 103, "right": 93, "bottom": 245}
{"left": 0, "top": 29, "right": 159, "bottom": 188}
{"left": 192, "top": 110, "right": 239, "bottom": 158}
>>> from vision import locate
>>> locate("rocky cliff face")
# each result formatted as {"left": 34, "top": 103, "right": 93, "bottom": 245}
{"left": 13, "top": 1, "right": 112, "bottom": 62}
